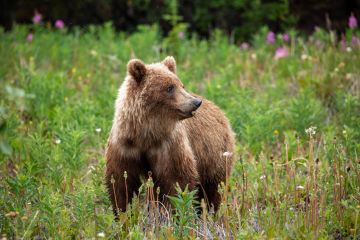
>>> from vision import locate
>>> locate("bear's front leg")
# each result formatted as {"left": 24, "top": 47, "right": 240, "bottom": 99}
{"left": 149, "top": 141, "right": 200, "bottom": 203}
{"left": 200, "top": 180, "right": 222, "bottom": 212}
{"left": 105, "top": 141, "right": 142, "bottom": 215}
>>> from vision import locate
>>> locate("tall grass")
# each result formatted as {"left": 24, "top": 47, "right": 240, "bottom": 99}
{"left": 0, "top": 23, "right": 359, "bottom": 239}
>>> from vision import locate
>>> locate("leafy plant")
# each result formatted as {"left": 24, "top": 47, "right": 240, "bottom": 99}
{"left": 168, "top": 184, "right": 199, "bottom": 238}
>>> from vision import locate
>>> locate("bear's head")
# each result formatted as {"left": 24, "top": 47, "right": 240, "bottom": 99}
{"left": 126, "top": 56, "right": 202, "bottom": 120}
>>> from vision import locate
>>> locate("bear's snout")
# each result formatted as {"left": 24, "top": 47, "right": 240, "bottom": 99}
{"left": 192, "top": 99, "right": 202, "bottom": 109}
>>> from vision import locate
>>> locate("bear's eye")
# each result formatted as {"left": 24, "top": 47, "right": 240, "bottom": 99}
{"left": 166, "top": 85, "right": 175, "bottom": 93}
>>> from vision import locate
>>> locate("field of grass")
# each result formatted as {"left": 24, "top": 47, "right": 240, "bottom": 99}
{"left": 0, "top": 23, "right": 359, "bottom": 239}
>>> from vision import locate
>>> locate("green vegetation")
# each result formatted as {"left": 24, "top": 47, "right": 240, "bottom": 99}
{"left": 0, "top": 23, "right": 359, "bottom": 239}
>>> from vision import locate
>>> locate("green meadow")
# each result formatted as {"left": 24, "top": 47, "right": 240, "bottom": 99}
{"left": 0, "top": 24, "right": 359, "bottom": 239}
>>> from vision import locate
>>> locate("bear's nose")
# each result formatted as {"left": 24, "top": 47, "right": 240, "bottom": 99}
{"left": 193, "top": 99, "right": 202, "bottom": 108}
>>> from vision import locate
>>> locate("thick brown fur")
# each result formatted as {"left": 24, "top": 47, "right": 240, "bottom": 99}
{"left": 105, "top": 56, "right": 235, "bottom": 214}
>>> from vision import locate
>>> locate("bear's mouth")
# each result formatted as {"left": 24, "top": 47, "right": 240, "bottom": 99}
{"left": 176, "top": 109, "right": 195, "bottom": 119}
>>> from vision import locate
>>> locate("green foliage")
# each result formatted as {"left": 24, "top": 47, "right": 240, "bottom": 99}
{"left": 286, "top": 90, "right": 327, "bottom": 136}
{"left": 163, "top": 0, "right": 182, "bottom": 27}
{"left": 0, "top": 23, "right": 359, "bottom": 239}
{"left": 192, "top": 0, "right": 296, "bottom": 40}
{"left": 168, "top": 185, "right": 199, "bottom": 238}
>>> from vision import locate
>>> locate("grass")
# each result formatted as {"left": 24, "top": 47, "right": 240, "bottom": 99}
{"left": 0, "top": 23, "right": 359, "bottom": 239}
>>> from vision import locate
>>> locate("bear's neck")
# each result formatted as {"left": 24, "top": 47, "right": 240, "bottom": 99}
{"left": 113, "top": 100, "right": 177, "bottom": 149}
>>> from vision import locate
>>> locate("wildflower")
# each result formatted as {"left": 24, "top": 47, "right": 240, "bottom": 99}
{"left": 346, "top": 47, "right": 352, "bottom": 52}
{"left": 274, "top": 47, "right": 289, "bottom": 59}
{"left": 282, "top": 33, "right": 290, "bottom": 42}
{"left": 260, "top": 175, "right": 266, "bottom": 180}
{"left": 95, "top": 128, "right": 101, "bottom": 133}
{"left": 32, "top": 11, "right": 42, "bottom": 24}
{"left": 348, "top": 13, "right": 358, "bottom": 29}
{"left": 26, "top": 33, "right": 33, "bottom": 42}
{"left": 240, "top": 42, "right": 250, "bottom": 50}
{"left": 301, "top": 54, "right": 308, "bottom": 61}
{"left": 108, "top": 55, "right": 118, "bottom": 62}
{"left": 5, "top": 211, "right": 19, "bottom": 218}
{"left": 340, "top": 34, "right": 347, "bottom": 51}
{"left": 251, "top": 53, "right": 257, "bottom": 60}
{"left": 178, "top": 31, "right": 184, "bottom": 39}
{"left": 90, "top": 49, "right": 97, "bottom": 57}
{"left": 273, "top": 130, "right": 279, "bottom": 136}
{"left": 296, "top": 185, "right": 304, "bottom": 190}
{"left": 345, "top": 73, "right": 352, "bottom": 80}
{"left": 314, "top": 39, "right": 323, "bottom": 48}
{"left": 222, "top": 152, "right": 232, "bottom": 157}
{"left": 305, "top": 126, "right": 317, "bottom": 136}
{"left": 351, "top": 36, "right": 360, "bottom": 47}
{"left": 97, "top": 232, "right": 105, "bottom": 238}
{"left": 55, "top": 138, "right": 61, "bottom": 144}
{"left": 266, "top": 31, "right": 275, "bottom": 44}
{"left": 55, "top": 19, "right": 65, "bottom": 29}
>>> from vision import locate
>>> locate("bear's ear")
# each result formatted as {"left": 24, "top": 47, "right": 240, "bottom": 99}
{"left": 127, "top": 59, "right": 147, "bottom": 83}
{"left": 162, "top": 56, "right": 176, "bottom": 74}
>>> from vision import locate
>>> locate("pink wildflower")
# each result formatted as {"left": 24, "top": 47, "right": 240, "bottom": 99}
{"left": 282, "top": 33, "right": 290, "bottom": 42}
{"left": 55, "top": 19, "right": 65, "bottom": 29}
{"left": 274, "top": 47, "right": 289, "bottom": 59}
{"left": 178, "top": 31, "right": 184, "bottom": 39}
{"left": 315, "top": 39, "right": 323, "bottom": 48}
{"left": 240, "top": 42, "right": 250, "bottom": 50}
{"left": 351, "top": 35, "right": 360, "bottom": 48}
{"left": 32, "top": 11, "right": 42, "bottom": 24}
{"left": 267, "top": 31, "right": 275, "bottom": 44}
{"left": 26, "top": 33, "right": 33, "bottom": 42}
{"left": 348, "top": 13, "right": 357, "bottom": 29}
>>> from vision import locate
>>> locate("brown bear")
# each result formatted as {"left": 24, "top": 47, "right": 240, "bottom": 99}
{"left": 105, "top": 56, "right": 235, "bottom": 214}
